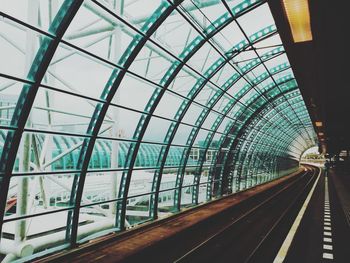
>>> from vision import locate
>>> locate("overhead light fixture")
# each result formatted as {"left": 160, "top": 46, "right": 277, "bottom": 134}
{"left": 318, "top": 132, "right": 324, "bottom": 136}
{"left": 315, "top": 121, "right": 322, "bottom": 127}
{"left": 282, "top": 0, "right": 313, "bottom": 43}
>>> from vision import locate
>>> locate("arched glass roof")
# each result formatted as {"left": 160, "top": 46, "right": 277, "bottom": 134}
{"left": 0, "top": 0, "right": 316, "bottom": 260}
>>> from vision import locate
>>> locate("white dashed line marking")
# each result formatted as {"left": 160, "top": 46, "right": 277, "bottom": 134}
{"left": 324, "top": 237, "right": 332, "bottom": 243}
{"left": 323, "top": 253, "right": 334, "bottom": 259}
{"left": 323, "top": 244, "right": 333, "bottom": 250}
{"left": 323, "top": 175, "right": 334, "bottom": 260}
{"left": 324, "top": 231, "right": 332, "bottom": 236}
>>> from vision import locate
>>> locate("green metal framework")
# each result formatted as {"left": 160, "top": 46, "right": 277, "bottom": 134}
{"left": 0, "top": 0, "right": 316, "bottom": 260}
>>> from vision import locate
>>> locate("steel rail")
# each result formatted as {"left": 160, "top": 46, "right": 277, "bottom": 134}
{"left": 243, "top": 166, "right": 321, "bottom": 263}
{"left": 173, "top": 166, "right": 319, "bottom": 262}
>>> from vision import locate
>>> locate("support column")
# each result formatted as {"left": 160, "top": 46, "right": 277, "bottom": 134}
{"left": 14, "top": 0, "right": 39, "bottom": 243}
{"left": 110, "top": 0, "right": 124, "bottom": 216}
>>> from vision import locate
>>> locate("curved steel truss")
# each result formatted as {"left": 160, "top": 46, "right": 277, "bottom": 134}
{"left": 0, "top": 0, "right": 316, "bottom": 260}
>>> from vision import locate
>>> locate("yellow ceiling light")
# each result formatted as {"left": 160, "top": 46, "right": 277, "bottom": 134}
{"left": 315, "top": 121, "right": 322, "bottom": 127}
{"left": 282, "top": 0, "right": 313, "bottom": 43}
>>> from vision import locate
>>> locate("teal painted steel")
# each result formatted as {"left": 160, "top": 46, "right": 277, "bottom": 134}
{"left": 0, "top": 0, "right": 317, "bottom": 260}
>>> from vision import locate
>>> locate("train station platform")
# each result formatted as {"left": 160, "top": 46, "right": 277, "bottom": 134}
{"left": 0, "top": 1, "right": 324, "bottom": 262}
{"left": 279, "top": 167, "right": 350, "bottom": 263}
{"left": 31, "top": 165, "right": 350, "bottom": 263}
{"left": 35, "top": 167, "right": 307, "bottom": 263}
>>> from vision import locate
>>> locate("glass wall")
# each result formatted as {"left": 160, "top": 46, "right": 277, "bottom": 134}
{"left": 0, "top": 0, "right": 316, "bottom": 261}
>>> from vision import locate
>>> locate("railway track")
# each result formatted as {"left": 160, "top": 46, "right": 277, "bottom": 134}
{"left": 38, "top": 166, "right": 320, "bottom": 263}
{"left": 174, "top": 165, "right": 320, "bottom": 263}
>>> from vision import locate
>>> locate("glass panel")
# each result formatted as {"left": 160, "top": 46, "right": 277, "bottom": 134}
{"left": 129, "top": 41, "right": 174, "bottom": 84}
{"left": 1, "top": 210, "right": 71, "bottom": 260}
{"left": 89, "top": 139, "right": 133, "bottom": 170}
{"left": 0, "top": 23, "right": 42, "bottom": 81}
{"left": 77, "top": 200, "right": 117, "bottom": 243}
{"left": 28, "top": 87, "right": 99, "bottom": 135}
{"left": 182, "top": 102, "right": 204, "bottom": 125}
{"left": 112, "top": 0, "right": 164, "bottom": 29}
{"left": 153, "top": 91, "right": 183, "bottom": 119}
{"left": 81, "top": 170, "right": 123, "bottom": 205}
{"left": 202, "top": 111, "right": 220, "bottom": 130}
{"left": 212, "top": 21, "right": 245, "bottom": 52}
{"left": 180, "top": 183, "right": 195, "bottom": 208}
{"left": 0, "top": 77, "right": 23, "bottom": 127}
{"left": 153, "top": 9, "right": 202, "bottom": 57}
{"left": 101, "top": 106, "right": 143, "bottom": 140}
{"left": 181, "top": 0, "right": 228, "bottom": 24}
{"left": 0, "top": 1, "right": 63, "bottom": 31}
{"left": 173, "top": 124, "right": 194, "bottom": 145}
{"left": 237, "top": 3, "right": 275, "bottom": 37}
{"left": 44, "top": 42, "right": 115, "bottom": 99}
{"left": 113, "top": 72, "right": 160, "bottom": 112}
{"left": 13, "top": 132, "right": 85, "bottom": 173}
{"left": 5, "top": 174, "right": 74, "bottom": 220}
{"left": 143, "top": 116, "right": 171, "bottom": 143}
{"left": 164, "top": 145, "right": 186, "bottom": 167}
{"left": 187, "top": 42, "right": 221, "bottom": 75}
{"left": 125, "top": 193, "right": 152, "bottom": 227}
{"left": 0, "top": 0, "right": 317, "bottom": 260}
{"left": 168, "top": 66, "right": 203, "bottom": 97}
{"left": 157, "top": 189, "right": 175, "bottom": 218}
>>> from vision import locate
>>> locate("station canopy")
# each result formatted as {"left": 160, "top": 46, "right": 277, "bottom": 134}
{"left": 0, "top": 0, "right": 316, "bottom": 260}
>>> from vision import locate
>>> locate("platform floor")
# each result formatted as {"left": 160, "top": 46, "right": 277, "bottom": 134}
{"left": 284, "top": 167, "right": 350, "bottom": 262}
